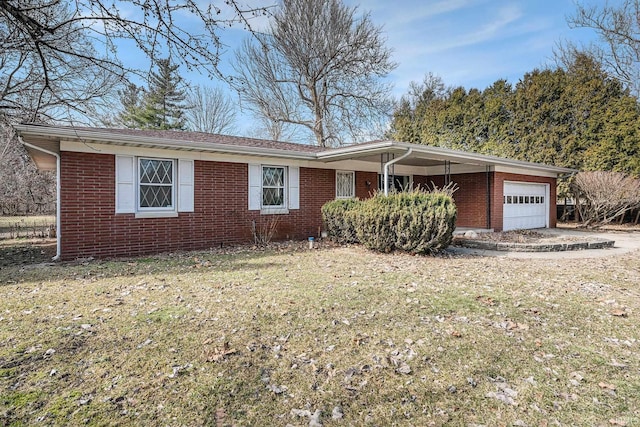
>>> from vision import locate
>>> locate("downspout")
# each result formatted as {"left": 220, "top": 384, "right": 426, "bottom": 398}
{"left": 486, "top": 165, "right": 492, "bottom": 229}
{"left": 383, "top": 148, "right": 413, "bottom": 195}
{"left": 20, "top": 141, "right": 61, "bottom": 261}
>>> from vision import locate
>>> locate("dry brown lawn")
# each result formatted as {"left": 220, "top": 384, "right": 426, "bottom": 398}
{"left": 1, "top": 241, "right": 639, "bottom": 426}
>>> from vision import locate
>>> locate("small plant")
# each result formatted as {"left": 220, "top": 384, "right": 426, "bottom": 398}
{"left": 251, "top": 216, "right": 280, "bottom": 246}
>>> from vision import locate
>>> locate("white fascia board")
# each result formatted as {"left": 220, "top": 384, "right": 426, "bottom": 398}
{"left": 60, "top": 140, "right": 314, "bottom": 167}
{"left": 493, "top": 165, "right": 559, "bottom": 179}
{"left": 61, "top": 140, "right": 374, "bottom": 171}
{"left": 25, "top": 124, "right": 575, "bottom": 176}
{"left": 19, "top": 125, "right": 316, "bottom": 161}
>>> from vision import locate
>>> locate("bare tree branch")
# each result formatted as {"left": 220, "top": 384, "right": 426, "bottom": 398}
{"left": 567, "top": 0, "right": 640, "bottom": 97}
{"left": 0, "top": 0, "right": 272, "bottom": 121}
{"left": 231, "top": 0, "right": 396, "bottom": 147}
{"left": 185, "top": 85, "right": 237, "bottom": 134}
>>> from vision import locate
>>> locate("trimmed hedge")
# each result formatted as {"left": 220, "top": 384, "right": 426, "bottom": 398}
{"left": 322, "top": 190, "right": 457, "bottom": 254}
{"left": 321, "top": 198, "right": 360, "bottom": 244}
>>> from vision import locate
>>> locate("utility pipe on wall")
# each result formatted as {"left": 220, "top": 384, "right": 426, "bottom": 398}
{"left": 383, "top": 148, "right": 413, "bottom": 195}
{"left": 20, "top": 141, "right": 61, "bottom": 261}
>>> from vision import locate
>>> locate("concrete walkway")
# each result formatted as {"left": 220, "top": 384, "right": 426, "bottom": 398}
{"left": 448, "top": 228, "right": 640, "bottom": 259}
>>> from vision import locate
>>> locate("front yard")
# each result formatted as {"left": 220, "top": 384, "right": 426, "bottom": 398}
{"left": 1, "top": 243, "right": 639, "bottom": 426}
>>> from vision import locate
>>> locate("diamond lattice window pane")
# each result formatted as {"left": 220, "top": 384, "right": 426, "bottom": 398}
{"left": 140, "top": 159, "right": 173, "bottom": 184}
{"left": 263, "top": 167, "right": 284, "bottom": 186}
{"left": 140, "top": 185, "right": 172, "bottom": 208}
{"left": 263, "top": 188, "right": 284, "bottom": 207}
{"left": 336, "top": 172, "right": 354, "bottom": 198}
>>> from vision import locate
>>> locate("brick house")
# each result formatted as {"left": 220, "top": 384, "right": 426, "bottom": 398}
{"left": 16, "top": 124, "right": 574, "bottom": 260}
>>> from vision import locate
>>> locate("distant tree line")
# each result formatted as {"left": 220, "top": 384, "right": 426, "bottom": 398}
{"left": 0, "top": 121, "right": 55, "bottom": 215}
{"left": 388, "top": 53, "right": 640, "bottom": 176}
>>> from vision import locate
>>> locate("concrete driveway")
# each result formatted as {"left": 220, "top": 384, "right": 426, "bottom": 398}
{"left": 448, "top": 228, "right": 640, "bottom": 259}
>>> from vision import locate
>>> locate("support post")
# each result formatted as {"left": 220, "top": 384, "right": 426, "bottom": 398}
{"left": 486, "top": 165, "right": 492, "bottom": 229}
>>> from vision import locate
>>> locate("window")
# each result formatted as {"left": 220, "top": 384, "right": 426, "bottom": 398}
{"left": 248, "top": 164, "right": 298, "bottom": 213}
{"left": 336, "top": 171, "right": 355, "bottom": 199}
{"left": 262, "top": 166, "right": 286, "bottom": 208}
{"left": 116, "top": 155, "right": 193, "bottom": 216}
{"left": 138, "top": 158, "right": 175, "bottom": 210}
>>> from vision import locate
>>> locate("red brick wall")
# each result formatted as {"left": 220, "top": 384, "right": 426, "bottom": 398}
{"left": 418, "top": 172, "right": 557, "bottom": 231}
{"left": 59, "top": 152, "right": 558, "bottom": 258}
{"left": 355, "top": 171, "right": 378, "bottom": 199}
{"left": 59, "top": 152, "right": 337, "bottom": 259}
{"left": 418, "top": 173, "right": 490, "bottom": 229}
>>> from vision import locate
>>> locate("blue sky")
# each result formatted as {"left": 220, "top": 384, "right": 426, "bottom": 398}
{"left": 121, "top": 0, "right": 609, "bottom": 133}
{"left": 195, "top": 0, "right": 603, "bottom": 96}
{"left": 355, "top": 0, "right": 598, "bottom": 95}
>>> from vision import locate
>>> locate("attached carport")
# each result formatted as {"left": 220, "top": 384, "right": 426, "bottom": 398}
{"left": 316, "top": 141, "right": 575, "bottom": 231}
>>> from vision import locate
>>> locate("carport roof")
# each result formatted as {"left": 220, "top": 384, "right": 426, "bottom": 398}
{"left": 317, "top": 140, "right": 576, "bottom": 174}
{"left": 15, "top": 123, "right": 576, "bottom": 175}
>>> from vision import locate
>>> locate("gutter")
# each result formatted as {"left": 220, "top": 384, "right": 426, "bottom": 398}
{"left": 19, "top": 140, "right": 61, "bottom": 261}
{"left": 13, "top": 124, "right": 317, "bottom": 161}
{"left": 383, "top": 148, "right": 413, "bottom": 195}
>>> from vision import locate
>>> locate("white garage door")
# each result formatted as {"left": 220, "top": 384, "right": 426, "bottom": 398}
{"left": 503, "top": 182, "right": 549, "bottom": 231}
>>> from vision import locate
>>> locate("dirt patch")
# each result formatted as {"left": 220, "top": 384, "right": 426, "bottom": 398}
{"left": 0, "top": 239, "right": 56, "bottom": 267}
{"left": 558, "top": 221, "right": 640, "bottom": 232}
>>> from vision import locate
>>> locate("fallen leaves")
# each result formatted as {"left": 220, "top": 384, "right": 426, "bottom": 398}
{"left": 214, "top": 408, "right": 227, "bottom": 427}
{"left": 610, "top": 308, "right": 628, "bottom": 317}
{"left": 203, "top": 341, "right": 238, "bottom": 362}
{"left": 609, "top": 419, "right": 628, "bottom": 426}
{"left": 598, "top": 382, "right": 616, "bottom": 391}
{"left": 485, "top": 381, "right": 518, "bottom": 406}
{"left": 476, "top": 295, "right": 497, "bottom": 306}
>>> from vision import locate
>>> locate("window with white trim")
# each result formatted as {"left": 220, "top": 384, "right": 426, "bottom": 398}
{"left": 248, "top": 164, "right": 298, "bottom": 213}
{"left": 336, "top": 171, "right": 355, "bottom": 199}
{"left": 138, "top": 158, "right": 175, "bottom": 210}
{"left": 262, "top": 166, "right": 286, "bottom": 208}
{"left": 116, "top": 155, "right": 193, "bottom": 217}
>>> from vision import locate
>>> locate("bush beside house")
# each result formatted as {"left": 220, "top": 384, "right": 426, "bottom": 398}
{"left": 321, "top": 198, "right": 360, "bottom": 244}
{"left": 322, "top": 190, "right": 457, "bottom": 254}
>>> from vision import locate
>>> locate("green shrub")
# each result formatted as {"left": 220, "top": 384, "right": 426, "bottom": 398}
{"left": 352, "top": 190, "right": 457, "bottom": 254}
{"left": 321, "top": 198, "right": 361, "bottom": 244}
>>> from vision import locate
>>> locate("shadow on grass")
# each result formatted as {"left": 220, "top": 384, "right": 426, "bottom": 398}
{"left": 0, "top": 238, "right": 56, "bottom": 268}
{"left": 0, "top": 240, "right": 302, "bottom": 284}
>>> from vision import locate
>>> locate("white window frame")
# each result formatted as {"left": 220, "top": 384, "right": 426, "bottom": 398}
{"left": 137, "top": 157, "right": 176, "bottom": 214}
{"left": 261, "top": 165, "right": 287, "bottom": 212}
{"left": 336, "top": 170, "right": 356, "bottom": 199}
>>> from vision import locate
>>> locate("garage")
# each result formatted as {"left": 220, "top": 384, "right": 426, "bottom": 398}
{"left": 503, "top": 182, "right": 549, "bottom": 231}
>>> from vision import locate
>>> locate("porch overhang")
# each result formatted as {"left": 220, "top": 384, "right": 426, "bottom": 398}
{"left": 317, "top": 141, "right": 576, "bottom": 177}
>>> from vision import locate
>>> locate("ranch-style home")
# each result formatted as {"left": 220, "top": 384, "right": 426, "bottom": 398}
{"left": 15, "top": 124, "right": 574, "bottom": 260}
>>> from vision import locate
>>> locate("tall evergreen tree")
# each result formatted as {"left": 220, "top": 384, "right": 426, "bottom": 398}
{"left": 116, "top": 58, "right": 187, "bottom": 130}
{"left": 388, "top": 54, "right": 640, "bottom": 176}
{"left": 116, "top": 83, "right": 145, "bottom": 128}
{"left": 142, "top": 58, "right": 187, "bottom": 130}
